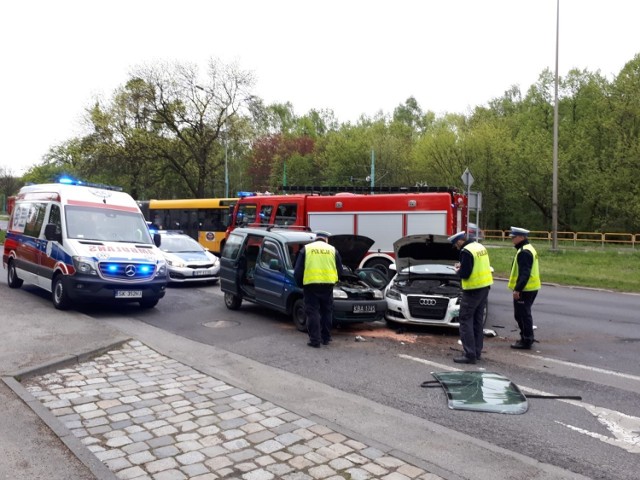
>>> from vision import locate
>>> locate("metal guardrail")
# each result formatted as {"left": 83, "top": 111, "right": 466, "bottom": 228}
{"left": 484, "top": 230, "right": 637, "bottom": 248}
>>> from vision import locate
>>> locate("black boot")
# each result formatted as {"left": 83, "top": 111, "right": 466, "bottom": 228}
{"left": 510, "top": 340, "right": 532, "bottom": 350}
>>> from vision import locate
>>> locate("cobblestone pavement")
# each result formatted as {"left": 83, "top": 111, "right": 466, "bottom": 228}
{"left": 23, "top": 340, "right": 443, "bottom": 480}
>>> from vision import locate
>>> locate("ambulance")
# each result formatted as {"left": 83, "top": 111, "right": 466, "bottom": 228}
{"left": 2, "top": 180, "right": 168, "bottom": 310}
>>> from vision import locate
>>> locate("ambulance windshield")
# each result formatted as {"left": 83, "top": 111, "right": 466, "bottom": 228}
{"left": 65, "top": 205, "right": 153, "bottom": 243}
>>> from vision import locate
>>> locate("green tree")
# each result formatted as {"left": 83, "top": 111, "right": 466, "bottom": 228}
{"left": 129, "top": 58, "right": 256, "bottom": 197}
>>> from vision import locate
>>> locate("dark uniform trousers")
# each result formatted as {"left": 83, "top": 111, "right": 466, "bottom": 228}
{"left": 304, "top": 284, "right": 333, "bottom": 345}
{"left": 459, "top": 286, "right": 490, "bottom": 360}
{"left": 513, "top": 290, "right": 538, "bottom": 345}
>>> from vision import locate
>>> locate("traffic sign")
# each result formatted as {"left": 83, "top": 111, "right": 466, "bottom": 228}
{"left": 461, "top": 168, "right": 474, "bottom": 188}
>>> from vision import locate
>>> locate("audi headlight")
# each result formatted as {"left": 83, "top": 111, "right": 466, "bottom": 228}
{"left": 72, "top": 256, "right": 98, "bottom": 275}
{"left": 385, "top": 287, "right": 401, "bottom": 300}
{"left": 333, "top": 289, "right": 348, "bottom": 299}
{"left": 373, "top": 289, "right": 383, "bottom": 299}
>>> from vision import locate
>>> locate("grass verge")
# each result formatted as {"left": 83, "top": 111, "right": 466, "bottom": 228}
{"left": 486, "top": 242, "right": 640, "bottom": 293}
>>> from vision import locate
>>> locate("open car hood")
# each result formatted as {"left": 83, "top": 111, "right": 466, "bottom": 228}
{"left": 328, "top": 234, "right": 375, "bottom": 270}
{"left": 393, "top": 234, "right": 459, "bottom": 271}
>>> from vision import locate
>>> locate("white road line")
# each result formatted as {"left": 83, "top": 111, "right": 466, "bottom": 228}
{"left": 399, "top": 353, "right": 640, "bottom": 454}
{"left": 512, "top": 352, "right": 640, "bottom": 382}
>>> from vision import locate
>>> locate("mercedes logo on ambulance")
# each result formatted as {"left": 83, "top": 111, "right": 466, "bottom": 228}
{"left": 419, "top": 298, "right": 437, "bottom": 306}
{"left": 125, "top": 265, "right": 137, "bottom": 277}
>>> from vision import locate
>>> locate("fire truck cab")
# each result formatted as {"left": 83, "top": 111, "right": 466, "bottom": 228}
{"left": 228, "top": 188, "right": 466, "bottom": 273}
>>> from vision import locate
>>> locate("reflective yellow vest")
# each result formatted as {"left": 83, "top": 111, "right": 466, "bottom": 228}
{"left": 303, "top": 241, "right": 338, "bottom": 285}
{"left": 508, "top": 244, "right": 541, "bottom": 291}
{"left": 461, "top": 242, "right": 493, "bottom": 290}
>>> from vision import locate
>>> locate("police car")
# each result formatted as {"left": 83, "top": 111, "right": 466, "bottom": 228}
{"left": 156, "top": 231, "right": 220, "bottom": 284}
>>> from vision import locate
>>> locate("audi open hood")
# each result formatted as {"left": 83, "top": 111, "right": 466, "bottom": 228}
{"left": 328, "top": 234, "right": 375, "bottom": 270}
{"left": 393, "top": 234, "right": 459, "bottom": 271}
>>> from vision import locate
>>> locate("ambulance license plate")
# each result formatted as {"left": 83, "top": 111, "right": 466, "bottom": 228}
{"left": 353, "top": 304, "right": 375, "bottom": 314}
{"left": 115, "top": 290, "right": 143, "bottom": 299}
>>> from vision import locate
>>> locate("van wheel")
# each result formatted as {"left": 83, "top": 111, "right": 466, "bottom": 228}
{"left": 224, "top": 292, "right": 242, "bottom": 310}
{"left": 139, "top": 298, "right": 159, "bottom": 309}
{"left": 292, "top": 298, "right": 307, "bottom": 332}
{"left": 7, "top": 261, "right": 23, "bottom": 288}
{"left": 52, "top": 275, "right": 71, "bottom": 310}
{"left": 482, "top": 303, "right": 488, "bottom": 327}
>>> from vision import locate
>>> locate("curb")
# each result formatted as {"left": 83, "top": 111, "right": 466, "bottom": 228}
{"left": 2, "top": 339, "right": 131, "bottom": 480}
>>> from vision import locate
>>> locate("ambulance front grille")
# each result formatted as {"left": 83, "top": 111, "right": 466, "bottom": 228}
{"left": 98, "top": 262, "right": 157, "bottom": 280}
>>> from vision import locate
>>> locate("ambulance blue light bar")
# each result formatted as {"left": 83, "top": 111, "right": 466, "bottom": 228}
{"left": 57, "top": 175, "right": 123, "bottom": 192}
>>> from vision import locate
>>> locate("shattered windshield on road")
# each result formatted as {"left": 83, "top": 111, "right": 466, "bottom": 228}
{"left": 430, "top": 371, "right": 529, "bottom": 414}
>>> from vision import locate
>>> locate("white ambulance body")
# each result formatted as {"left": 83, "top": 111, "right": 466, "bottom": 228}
{"left": 3, "top": 182, "right": 168, "bottom": 309}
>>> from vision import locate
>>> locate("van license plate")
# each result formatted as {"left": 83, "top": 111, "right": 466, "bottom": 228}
{"left": 115, "top": 290, "right": 143, "bottom": 298}
{"left": 353, "top": 304, "right": 375, "bottom": 313}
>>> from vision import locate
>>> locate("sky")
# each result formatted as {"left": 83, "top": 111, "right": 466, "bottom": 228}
{"left": 1, "top": 0, "right": 638, "bottom": 176}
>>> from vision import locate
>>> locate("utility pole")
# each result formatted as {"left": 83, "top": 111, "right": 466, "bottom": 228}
{"left": 370, "top": 148, "right": 375, "bottom": 193}
{"left": 224, "top": 140, "right": 229, "bottom": 198}
{"left": 552, "top": 0, "right": 560, "bottom": 251}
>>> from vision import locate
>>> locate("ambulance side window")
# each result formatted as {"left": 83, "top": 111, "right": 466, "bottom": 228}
{"left": 24, "top": 202, "right": 47, "bottom": 238}
{"left": 48, "top": 205, "right": 62, "bottom": 235}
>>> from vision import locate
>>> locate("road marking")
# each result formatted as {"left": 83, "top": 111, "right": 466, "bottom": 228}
{"left": 399, "top": 353, "right": 640, "bottom": 454}
{"left": 512, "top": 352, "right": 640, "bottom": 383}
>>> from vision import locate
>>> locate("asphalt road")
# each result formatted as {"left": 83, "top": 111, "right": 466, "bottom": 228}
{"left": 63, "top": 278, "right": 640, "bottom": 480}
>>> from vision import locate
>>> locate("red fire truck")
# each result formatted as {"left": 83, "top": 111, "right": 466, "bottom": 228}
{"left": 226, "top": 186, "right": 467, "bottom": 272}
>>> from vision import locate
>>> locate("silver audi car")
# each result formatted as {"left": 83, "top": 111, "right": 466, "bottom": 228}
{"left": 384, "top": 234, "right": 488, "bottom": 328}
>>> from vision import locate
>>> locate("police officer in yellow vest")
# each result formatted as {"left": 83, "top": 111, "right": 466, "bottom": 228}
{"left": 294, "top": 231, "right": 343, "bottom": 348}
{"left": 507, "top": 227, "right": 541, "bottom": 349}
{"left": 448, "top": 230, "right": 493, "bottom": 364}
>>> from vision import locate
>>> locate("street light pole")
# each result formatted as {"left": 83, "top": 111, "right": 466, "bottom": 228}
{"left": 370, "top": 148, "right": 375, "bottom": 193}
{"left": 224, "top": 140, "right": 229, "bottom": 198}
{"left": 552, "top": 0, "right": 560, "bottom": 251}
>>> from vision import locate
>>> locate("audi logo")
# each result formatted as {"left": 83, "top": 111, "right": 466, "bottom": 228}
{"left": 419, "top": 298, "right": 437, "bottom": 306}
{"left": 124, "top": 265, "right": 137, "bottom": 277}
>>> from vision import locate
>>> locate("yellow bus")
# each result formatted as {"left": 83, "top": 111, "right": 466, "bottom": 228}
{"left": 139, "top": 198, "right": 237, "bottom": 254}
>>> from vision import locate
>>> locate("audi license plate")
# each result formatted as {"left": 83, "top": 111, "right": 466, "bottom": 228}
{"left": 353, "top": 304, "right": 375, "bottom": 314}
{"left": 115, "top": 290, "right": 143, "bottom": 299}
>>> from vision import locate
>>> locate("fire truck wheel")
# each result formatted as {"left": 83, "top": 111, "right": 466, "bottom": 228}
{"left": 224, "top": 292, "right": 242, "bottom": 310}
{"left": 292, "top": 298, "right": 307, "bottom": 332}
{"left": 52, "top": 275, "right": 71, "bottom": 310}
{"left": 7, "top": 260, "right": 23, "bottom": 288}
